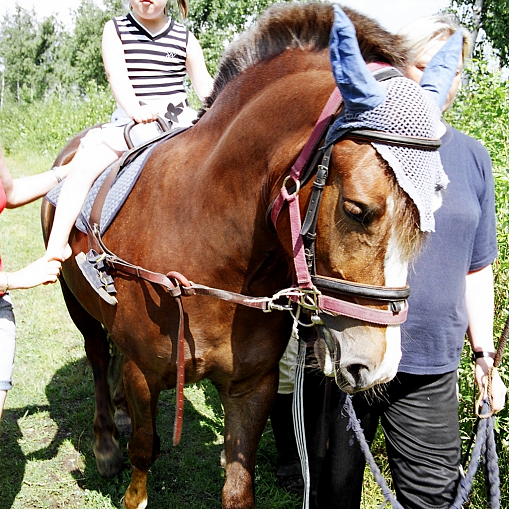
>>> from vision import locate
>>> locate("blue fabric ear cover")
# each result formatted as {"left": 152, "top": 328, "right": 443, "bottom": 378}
{"left": 419, "top": 29, "right": 464, "bottom": 110}
{"left": 329, "top": 4, "right": 385, "bottom": 113}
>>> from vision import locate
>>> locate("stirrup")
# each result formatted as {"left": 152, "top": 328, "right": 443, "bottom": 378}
{"left": 75, "top": 250, "right": 118, "bottom": 305}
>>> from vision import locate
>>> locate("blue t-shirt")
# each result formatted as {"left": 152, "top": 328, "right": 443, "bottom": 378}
{"left": 399, "top": 123, "right": 497, "bottom": 375}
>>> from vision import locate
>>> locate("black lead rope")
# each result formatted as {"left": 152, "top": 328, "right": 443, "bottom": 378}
{"left": 345, "top": 313, "right": 508, "bottom": 509}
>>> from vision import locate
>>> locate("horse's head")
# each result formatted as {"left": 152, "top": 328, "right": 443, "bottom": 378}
{"left": 261, "top": 4, "right": 456, "bottom": 393}
{"left": 310, "top": 138, "right": 423, "bottom": 392}
{"left": 284, "top": 5, "right": 458, "bottom": 393}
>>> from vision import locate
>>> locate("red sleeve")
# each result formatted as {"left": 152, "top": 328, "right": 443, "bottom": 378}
{"left": 0, "top": 180, "right": 6, "bottom": 272}
{"left": 0, "top": 179, "right": 6, "bottom": 214}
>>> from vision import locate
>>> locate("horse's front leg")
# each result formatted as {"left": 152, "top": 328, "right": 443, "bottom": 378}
{"left": 122, "top": 359, "right": 160, "bottom": 509}
{"left": 220, "top": 369, "right": 279, "bottom": 509}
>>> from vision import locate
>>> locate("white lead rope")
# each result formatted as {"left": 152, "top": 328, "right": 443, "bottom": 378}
{"left": 292, "top": 321, "right": 311, "bottom": 509}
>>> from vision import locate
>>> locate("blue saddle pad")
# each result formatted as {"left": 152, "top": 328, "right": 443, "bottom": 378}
{"left": 46, "top": 142, "right": 159, "bottom": 235}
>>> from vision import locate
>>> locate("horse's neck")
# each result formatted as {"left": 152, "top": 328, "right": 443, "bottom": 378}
{"left": 204, "top": 49, "right": 334, "bottom": 183}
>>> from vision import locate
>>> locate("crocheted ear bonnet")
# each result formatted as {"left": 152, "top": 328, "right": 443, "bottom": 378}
{"left": 327, "top": 5, "right": 464, "bottom": 232}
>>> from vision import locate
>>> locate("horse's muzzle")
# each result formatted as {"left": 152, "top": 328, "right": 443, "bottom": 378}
{"left": 317, "top": 313, "right": 401, "bottom": 393}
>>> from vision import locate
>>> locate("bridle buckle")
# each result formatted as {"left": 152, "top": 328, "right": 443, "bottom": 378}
{"left": 297, "top": 286, "right": 321, "bottom": 312}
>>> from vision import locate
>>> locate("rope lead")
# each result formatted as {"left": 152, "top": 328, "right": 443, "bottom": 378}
{"left": 450, "top": 399, "right": 500, "bottom": 509}
{"left": 344, "top": 396, "right": 500, "bottom": 509}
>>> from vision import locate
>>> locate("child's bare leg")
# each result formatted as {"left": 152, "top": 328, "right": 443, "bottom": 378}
{"left": 46, "top": 142, "right": 120, "bottom": 261}
{"left": 0, "top": 390, "right": 6, "bottom": 420}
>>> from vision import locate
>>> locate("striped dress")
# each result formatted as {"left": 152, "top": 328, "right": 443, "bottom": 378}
{"left": 110, "top": 13, "right": 196, "bottom": 130}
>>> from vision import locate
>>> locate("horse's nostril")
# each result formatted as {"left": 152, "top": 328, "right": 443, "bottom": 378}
{"left": 346, "top": 363, "right": 368, "bottom": 384}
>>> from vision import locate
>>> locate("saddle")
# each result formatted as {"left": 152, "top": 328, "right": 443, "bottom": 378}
{"left": 46, "top": 126, "right": 188, "bottom": 304}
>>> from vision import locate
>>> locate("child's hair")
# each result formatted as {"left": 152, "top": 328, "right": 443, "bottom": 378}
{"left": 175, "top": 0, "right": 188, "bottom": 18}
{"left": 398, "top": 15, "right": 471, "bottom": 63}
{"left": 162, "top": 1, "right": 188, "bottom": 18}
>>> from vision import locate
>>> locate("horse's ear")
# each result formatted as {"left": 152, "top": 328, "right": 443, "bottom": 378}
{"left": 419, "top": 29, "right": 464, "bottom": 110}
{"left": 330, "top": 5, "right": 385, "bottom": 113}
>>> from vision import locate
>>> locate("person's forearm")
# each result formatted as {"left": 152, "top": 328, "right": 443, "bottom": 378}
{"left": 6, "top": 168, "right": 65, "bottom": 208}
{"left": 464, "top": 264, "right": 506, "bottom": 412}
{"left": 466, "top": 265, "right": 495, "bottom": 353}
{"left": 0, "top": 257, "right": 61, "bottom": 291}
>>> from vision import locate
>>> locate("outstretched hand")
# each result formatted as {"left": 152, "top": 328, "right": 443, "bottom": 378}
{"left": 8, "top": 257, "right": 61, "bottom": 290}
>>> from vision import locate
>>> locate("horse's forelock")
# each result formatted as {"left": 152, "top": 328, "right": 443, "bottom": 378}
{"left": 385, "top": 161, "right": 424, "bottom": 256}
{"left": 204, "top": 2, "right": 408, "bottom": 109}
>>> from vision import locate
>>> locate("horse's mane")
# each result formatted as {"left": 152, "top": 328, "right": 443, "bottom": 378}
{"left": 204, "top": 2, "right": 408, "bottom": 109}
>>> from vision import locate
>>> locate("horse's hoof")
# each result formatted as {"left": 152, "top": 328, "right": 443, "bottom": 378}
{"left": 94, "top": 438, "right": 124, "bottom": 478}
{"left": 123, "top": 479, "right": 148, "bottom": 509}
{"left": 114, "top": 408, "right": 132, "bottom": 437}
{"left": 122, "top": 498, "right": 147, "bottom": 509}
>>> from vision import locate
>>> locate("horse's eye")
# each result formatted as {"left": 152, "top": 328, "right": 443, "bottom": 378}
{"left": 343, "top": 200, "right": 364, "bottom": 221}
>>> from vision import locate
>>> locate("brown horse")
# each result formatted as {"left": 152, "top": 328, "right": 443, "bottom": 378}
{"left": 41, "top": 3, "right": 430, "bottom": 508}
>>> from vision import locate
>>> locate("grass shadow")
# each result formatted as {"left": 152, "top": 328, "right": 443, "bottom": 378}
{"left": 0, "top": 356, "right": 301, "bottom": 508}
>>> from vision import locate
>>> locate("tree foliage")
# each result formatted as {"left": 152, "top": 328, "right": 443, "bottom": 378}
{"left": 67, "top": 0, "right": 125, "bottom": 90}
{"left": 0, "top": 0, "right": 123, "bottom": 101}
{"left": 450, "top": 0, "right": 509, "bottom": 66}
{"left": 0, "top": 6, "right": 60, "bottom": 101}
{"left": 481, "top": 0, "right": 509, "bottom": 65}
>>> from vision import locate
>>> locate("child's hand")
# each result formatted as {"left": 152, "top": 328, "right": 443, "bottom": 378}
{"left": 133, "top": 104, "right": 158, "bottom": 124}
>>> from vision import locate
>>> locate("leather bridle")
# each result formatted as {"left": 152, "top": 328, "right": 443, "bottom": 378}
{"left": 269, "top": 66, "right": 441, "bottom": 326}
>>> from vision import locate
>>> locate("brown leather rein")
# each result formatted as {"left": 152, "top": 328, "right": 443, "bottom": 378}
{"left": 80, "top": 68, "right": 441, "bottom": 445}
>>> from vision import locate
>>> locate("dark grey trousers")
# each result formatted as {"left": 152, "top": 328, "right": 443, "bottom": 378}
{"left": 304, "top": 370, "right": 462, "bottom": 509}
